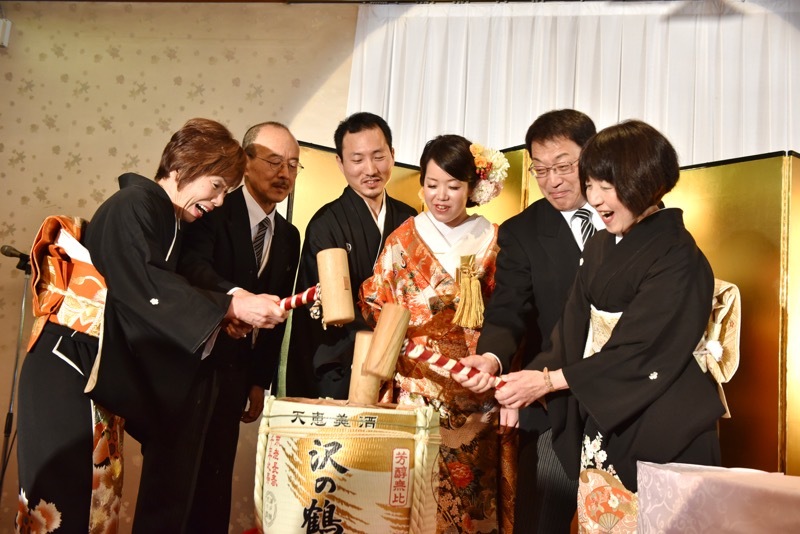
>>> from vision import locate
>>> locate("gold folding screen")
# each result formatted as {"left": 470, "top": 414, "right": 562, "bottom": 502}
{"left": 787, "top": 153, "right": 800, "bottom": 475}
{"left": 289, "top": 144, "right": 800, "bottom": 474}
{"left": 669, "top": 153, "right": 792, "bottom": 473}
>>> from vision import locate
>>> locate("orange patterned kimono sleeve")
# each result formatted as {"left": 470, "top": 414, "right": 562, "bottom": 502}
{"left": 359, "top": 220, "right": 417, "bottom": 327}
{"left": 27, "top": 215, "right": 107, "bottom": 351}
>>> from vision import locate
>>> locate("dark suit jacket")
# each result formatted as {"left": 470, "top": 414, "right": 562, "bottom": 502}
{"left": 476, "top": 198, "right": 582, "bottom": 432}
{"left": 179, "top": 187, "right": 301, "bottom": 389}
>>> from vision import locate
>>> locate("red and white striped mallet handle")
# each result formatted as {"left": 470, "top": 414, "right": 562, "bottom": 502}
{"left": 403, "top": 340, "right": 506, "bottom": 389}
{"left": 279, "top": 284, "right": 319, "bottom": 310}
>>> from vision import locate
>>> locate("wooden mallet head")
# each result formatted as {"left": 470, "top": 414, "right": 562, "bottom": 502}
{"left": 279, "top": 248, "right": 355, "bottom": 326}
{"left": 348, "top": 303, "right": 411, "bottom": 405}
{"left": 362, "top": 303, "right": 411, "bottom": 381}
{"left": 348, "top": 331, "right": 382, "bottom": 404}
{"left": 315, "top": 248, "right": 355, "bottom": 326}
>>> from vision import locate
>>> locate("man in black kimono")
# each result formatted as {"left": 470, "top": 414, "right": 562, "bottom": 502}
{"left": 179, "top": 122, "right": 301, "bottom": 531}
{"left": 459, "top": 110, "right": 602, "bottom": 532}
{"left": 285, "top": 112, "right": 417, "bottom": 399}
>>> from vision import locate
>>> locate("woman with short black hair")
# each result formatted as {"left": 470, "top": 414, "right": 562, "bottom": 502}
{"left": 490, "top": 120, "right": 724, "bottom": 532}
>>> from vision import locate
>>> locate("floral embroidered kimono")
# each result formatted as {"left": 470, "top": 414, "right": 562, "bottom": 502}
{"left": 18, "top": 175, "right": 232, "bottom": 534}
{"left": 360, "top": 212, "right": 508, "bottom": 534}
{"left": 546, "top": 209, "right": 725, "bottom": 533}
{"left": 17, "top": 215, "right": 123, "bottom": 534}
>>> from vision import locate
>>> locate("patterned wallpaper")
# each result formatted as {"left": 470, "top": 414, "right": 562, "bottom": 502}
{"left": 0, "top": 2, "right": 357, "bottom": 532}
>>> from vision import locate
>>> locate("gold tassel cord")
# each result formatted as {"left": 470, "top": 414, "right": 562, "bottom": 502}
{"left": 452, "top": 255, "right": 484, "bottom": 329}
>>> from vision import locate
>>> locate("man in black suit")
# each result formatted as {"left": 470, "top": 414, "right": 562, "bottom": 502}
{"left": 454, "top": 110, "right": 601, "bottom": 532}
{"left": 179, "top": 122, "right": 301, "bottom": 532}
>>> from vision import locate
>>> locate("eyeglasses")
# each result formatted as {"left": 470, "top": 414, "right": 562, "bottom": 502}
{"left": 253, "top": 155, "right": 304, "bottom": 175}
{"left": 529, "top": 159, "right": 579, "bottom": 179}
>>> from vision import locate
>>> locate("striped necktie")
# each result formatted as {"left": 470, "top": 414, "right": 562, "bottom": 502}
{"left": 572, "top": 208, "right": 596, "bottom": 247}
{"left": 253, "top": 217, "right": 271, "bottom": 267}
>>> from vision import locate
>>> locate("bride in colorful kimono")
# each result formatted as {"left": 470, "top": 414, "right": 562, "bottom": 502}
{"left": 360, "top": 134, "right": 513, "bottom": 534}
{"left": 463, "top": 120, "right": 726, "bottom": 533}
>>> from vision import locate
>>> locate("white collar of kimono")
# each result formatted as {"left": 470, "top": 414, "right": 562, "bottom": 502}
{"left": 361, "top": 190, "right": 387, "bottom": 233}
{"left": 415, "top": 211, "right": 493, "bottom": 279}
{"left": 242, "top": 184, "right": 277, "bottom": 238}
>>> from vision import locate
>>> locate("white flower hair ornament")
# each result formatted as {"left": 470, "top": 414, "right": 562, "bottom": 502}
{"left": 469, "top": 143, "right": 510, "bottom": 206}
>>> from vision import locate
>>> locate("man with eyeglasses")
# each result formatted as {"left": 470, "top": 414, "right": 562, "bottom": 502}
{"left": 285, "top": 112, "right": 417, "bottom": 400}
{"left": 178, "top": 121, "right": 301, "bottom": 532}
{"left": 454, "top": 109, "right": 603, "bottom": 532}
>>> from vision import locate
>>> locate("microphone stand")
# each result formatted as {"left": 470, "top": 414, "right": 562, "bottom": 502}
{"left": 0, "top": 254, "right": 31, "bottom": 507}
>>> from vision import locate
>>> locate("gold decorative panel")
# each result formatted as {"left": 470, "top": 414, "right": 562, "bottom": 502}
{"left": 786, "top": 153, "right": 800, "bottom": 474}
{"left": 669, "top": 153, "right": 795, "bottom": 473}
{"left": 291, "top": 143, "right": 423, "bottom": 242}
{"left": 471, "top": 146, "right": 530, "bottom": 225}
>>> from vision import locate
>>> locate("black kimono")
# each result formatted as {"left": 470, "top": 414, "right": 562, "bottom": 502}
{"left": 545, "top": 208, "right": 725, "bottom": 492}
{"left": 84, "top": 173, "right": 231, "bottom": 532}
{"left": 284, "top": 186, "right": 416, "bottom": 399}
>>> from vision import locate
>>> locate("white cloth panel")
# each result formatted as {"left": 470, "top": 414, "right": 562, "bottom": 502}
{"left": 348, "top": 1, "right": 799, "bottom": 166}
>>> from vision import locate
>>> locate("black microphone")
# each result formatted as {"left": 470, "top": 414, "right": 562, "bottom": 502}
{"left": 1, "top": 245, "right": 30, "bottom": 263}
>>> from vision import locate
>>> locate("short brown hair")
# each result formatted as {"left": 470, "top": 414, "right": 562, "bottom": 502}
{"left": 419, "top": 134, "right": 479, "bottom": 208}
{"left": 579, "top": 120, "right": 679, "bottom": 217}
{"left": 155, "top": 118, "right": 246, "bottom": 189}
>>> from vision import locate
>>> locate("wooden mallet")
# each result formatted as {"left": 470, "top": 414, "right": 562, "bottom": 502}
{"left": 348, "top": 331, "right": 378, "bottom": 404}
{"left": 279, "top": 248, "right": 354, "bottom": 327}
{"left": 348, "top": 302, "right": 410, "bottom": 404}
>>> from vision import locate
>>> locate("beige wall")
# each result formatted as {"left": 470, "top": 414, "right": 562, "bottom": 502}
{"left": 0, "top": 2, "right": 357, "bottom": 531}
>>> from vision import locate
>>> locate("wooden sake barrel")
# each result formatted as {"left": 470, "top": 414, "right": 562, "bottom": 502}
{"left": 254, "top": 397, "right": 440, "bottom": 534}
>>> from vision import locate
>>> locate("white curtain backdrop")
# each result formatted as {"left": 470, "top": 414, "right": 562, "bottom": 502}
{"left": 347, "top": 0, "right": 799, "bottom": 166}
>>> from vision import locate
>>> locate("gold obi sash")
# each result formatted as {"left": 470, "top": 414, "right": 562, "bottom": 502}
{"left": 581, "top": 278, "right": 741, "bottom": 418}
{"left": 582, "top": 305, "right": 621, "bottom": 359}
{"left": 27, "top": 215, "right": 107, "bottom": 351}
{"left": 692, "top": 279, "right": 741, "bottom": 418}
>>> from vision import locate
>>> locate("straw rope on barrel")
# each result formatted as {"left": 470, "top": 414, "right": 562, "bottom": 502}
{"left": 403, "top": 339, "right": 507, "bottom": 389}
{"left": 254, "top": 402, "right": 270, "bottom": 534}
{"left": 254, "top": 397, "right": 440, "bottom": 534}
{"left": 409, "top": 405, "right": 436, "bottom": 534}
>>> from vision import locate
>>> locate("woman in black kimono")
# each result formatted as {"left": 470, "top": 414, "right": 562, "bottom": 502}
{"left": 484, "top": 120, "right": 725, "bottom": 532}
{"left": 17, "top": 118, "right": 286, "bottom": 534}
